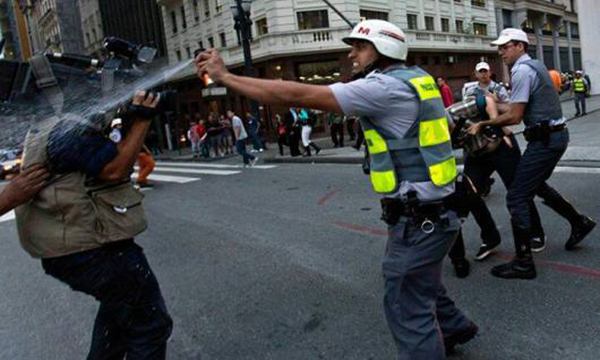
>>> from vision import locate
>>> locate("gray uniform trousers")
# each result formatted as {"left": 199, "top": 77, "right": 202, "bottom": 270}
{"left": 382, "top": 210, "right": 472, "bottom": 360}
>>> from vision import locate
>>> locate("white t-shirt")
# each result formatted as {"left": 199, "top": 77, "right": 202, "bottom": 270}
{"left": 232, "top": 116, "right": 248, "bottom": 141}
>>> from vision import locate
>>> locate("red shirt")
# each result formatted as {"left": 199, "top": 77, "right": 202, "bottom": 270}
{"left": 196, "top": 124, "right": 206, "bottom": 139}
{"left": 440, "top": 84, "right": 454, "bottom": 108}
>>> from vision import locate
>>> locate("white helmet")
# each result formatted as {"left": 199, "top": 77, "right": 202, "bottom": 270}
{"left": 343, "top": 20, "right": 408, "bottom": 61}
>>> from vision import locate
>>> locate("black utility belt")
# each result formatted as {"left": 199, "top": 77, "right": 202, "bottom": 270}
{"left": 380, "top": 197, "right": 450, "bottom": 231}
{"left": 523, "top": 123, "right": 565, "bottom": 143}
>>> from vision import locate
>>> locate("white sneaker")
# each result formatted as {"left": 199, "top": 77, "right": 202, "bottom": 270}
{"left": 259, "top": 148, "right": 264, "bottom": 152}
{"left": 250, "top": 157, "right": 259, "bottom": 167}
{"left": 250, "top": 149, "right": 258, "bottom": 153}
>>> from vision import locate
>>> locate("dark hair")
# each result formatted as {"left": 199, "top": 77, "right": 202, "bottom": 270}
{"left": 511, "top": 40, "right": 528, "bottom": 52}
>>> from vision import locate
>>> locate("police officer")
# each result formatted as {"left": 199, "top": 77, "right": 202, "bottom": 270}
{"left": 15, "top": 90, "right": 173, "bottom": 359}
{"left": 572, "top": 70, "right": 588, "bottom": 117}
{"left": 448, "top": 62, "right": 548, "bottom": 275}
{"left": 470, "top": 28, "right": 596, "bottom": 279}
{"left": 196, "top": 19, "right": 477, "bottom": 359}
{"left": 0, "top": 164, "right": 49, "bottom": 217}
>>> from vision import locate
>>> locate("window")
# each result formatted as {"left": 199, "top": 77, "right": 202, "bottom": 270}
{"left": 203, "top": 0, "right": 210, "bottom": 17}
{"left": 176, "top": 50, "right": 182, "bottom": 61}
{"left": 502, "top": 9, "right": 513, "bottom": 28}
{"left": 219, "top": 32, "right": 227, "bottom": 47}
{"left": 186, "top": 47, "right": 192, "bottom": 58}
{"left": 170, "top": 11, "right": 178, "bottom": 33}
{"left": 297, "top": 10, "right": 329, "bottom": 30}
{"left": 473, "top": 23, "right": 487, "bottom": 36}
{"left": 180, "top": 6, "right": 187, "bottom": 30}
{"left": 456, "top": 19, "right": 464, "bottom": 33}
{"left": 571, "top": 22, "right": 579, "bottom": 38}
{"left": 441, "top": 18, "right": 450, "bottom": 32}
{"left": 425, "top": 16, "right": 434, "bottom": 31}
{"left": 407, "top": 14, "right": 418, "bottom": 30}
{"left": 208, "top": 36, "right": 214, "bottom": 48}
{"left": 359, "top": 9, "right": 389, "bottom": 21}
{"left": 193, "top": 0, "right": 200, "bottom": 21}
{"left": 256, "top": 18, "right": 268, "bottom": 35}
{"left": 472, "top": 0, "right": 486, "bottom": 7}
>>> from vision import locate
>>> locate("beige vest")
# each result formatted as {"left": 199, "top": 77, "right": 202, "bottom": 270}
{"left": 15, "top": 115, "right": 147, "bottom": 259}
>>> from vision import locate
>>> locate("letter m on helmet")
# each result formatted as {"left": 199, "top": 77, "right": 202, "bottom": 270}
{"left": 357, "top": 27, "right": 370, "bottom": 35}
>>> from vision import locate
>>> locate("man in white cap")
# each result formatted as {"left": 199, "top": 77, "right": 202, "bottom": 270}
{"left": 469, "top": 28, "right": 596, "bottom": 279}
{"left": 462, "top": 61, "right": 509, "bottom": 102}
{"left": 197, "top": 19, "right": 477, "bottom": 359}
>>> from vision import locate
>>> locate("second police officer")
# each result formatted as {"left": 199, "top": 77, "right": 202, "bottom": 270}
{"left": 469, "top": 28, "right": 596, "bottom": 279}
{"left": 196, "top": 19, "right": 477, "bottom": 359}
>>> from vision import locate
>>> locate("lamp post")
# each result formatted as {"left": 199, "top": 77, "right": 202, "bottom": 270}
{"left": 230, "top": 0, "right": 261, "bottom": 128}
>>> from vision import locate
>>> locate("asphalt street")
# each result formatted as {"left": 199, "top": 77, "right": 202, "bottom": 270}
{"left": 1, "top": 154, "right": 600, "bottom": 359}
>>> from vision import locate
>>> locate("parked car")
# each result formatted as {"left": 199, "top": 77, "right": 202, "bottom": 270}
{"left": 0, "top": 149, "right": 22, "bottom": 180}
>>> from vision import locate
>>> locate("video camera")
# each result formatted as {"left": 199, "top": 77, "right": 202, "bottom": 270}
{"left": 0, "top": 37, "right": 177, "bottom": 126}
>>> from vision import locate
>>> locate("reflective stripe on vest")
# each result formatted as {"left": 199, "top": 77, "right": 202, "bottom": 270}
{"left": 573, "top": 79, "right": 585, "bottom": 93}
{"left": 359, "top": 67, "right": 457, "bottom": 195}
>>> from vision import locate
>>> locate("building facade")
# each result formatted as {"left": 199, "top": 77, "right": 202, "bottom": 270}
{"left": 0, "top": 0, "right": 31, "bottom": 60}
{"left": 77, "top": 0, "right": 103, "bottom": 55}
{"left": 98, "top": 0, "right": 167, "bottom": 58}
{"left": 157, "top": 0, "right": 500, "bottom": 140}
{"left": 23, "top": 0, "right": 84, "bottom": 53}
{"left": 577, "top": 0, "right": 599, "bottom": 95}
{"left": 495, "top": 0, "right": 582, "bottom": 73}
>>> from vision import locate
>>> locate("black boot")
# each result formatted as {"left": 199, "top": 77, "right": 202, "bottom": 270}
{"left": 452, "top": 258, "right": 470, "bottom": 278}
{"left": 491, "top": 223, "right": 537, "bottom": 280}
{"left": 542, "top": 197, "right": 597, "bottom": 250}
{"left": 310, "top": 142, "right": 321, "bottom": 155}
{"left": 304, "top": 146, "right": 312, "bottom": 157}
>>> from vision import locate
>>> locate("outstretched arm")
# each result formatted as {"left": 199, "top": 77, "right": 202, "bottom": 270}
{"left": 195, "top": 50, "right": 343, "bottom": 114}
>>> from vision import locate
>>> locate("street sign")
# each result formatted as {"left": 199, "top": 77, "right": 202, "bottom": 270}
{"left": 202, "top": 87, "right": 227, "bottom": 97}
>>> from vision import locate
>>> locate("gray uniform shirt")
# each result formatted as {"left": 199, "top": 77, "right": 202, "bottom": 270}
{"left": 510, "top": 54, "right": 565, "bottom": 125}
{"left": 329, "top": 69, "right": 455, "bottom": 202}
{"left": 232, "top": 116, "right": 248, "bottom": 140}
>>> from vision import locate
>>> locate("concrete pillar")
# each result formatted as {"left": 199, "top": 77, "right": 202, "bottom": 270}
{"left": 495, "top": 7, "right": 504, "bottom": 33}
{"left": 550, "top": 16, "right": 562, "bottom": 71}
{"left": 530, "top": 13, "right": 545, "bottom": 61}
{"left": 514, "top": 9, "right": 528, "bottom": 28}
{"left": 577, "top": 0, "right": 600, "bottom": 95}
{"left": 566, "top": 20, "right": 575, "bottom": 71}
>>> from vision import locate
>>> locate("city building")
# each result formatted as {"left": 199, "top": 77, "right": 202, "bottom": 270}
{"left": 576, "top": 0, "right": 598, "bottom": 95}
{"left": 495, "top": 0, "right": 582, "bottom": 74}
{"left": 98, "top": 0, "right": 168, "bottom": 59}
{"left": 157, "top": 0, "right": 500, "bottom": 139}
{"left": 0, "top": 0, "right": 31, "bottom": 60}
{"left": 77, "top": 0, "right": 103, "bottom": 55}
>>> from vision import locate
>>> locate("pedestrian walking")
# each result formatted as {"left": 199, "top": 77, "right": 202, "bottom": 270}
{"left": 247, "top": 112, "right": 264, "bottom": 152}
{"left": 285, "top": 108, "right": 301, "bottom": 157}
{"left": 437, "top": 77, "right": 454, "bottom": 107}
{"left": 298, "top": 108, "right": 321, "bottom": 156}
{"left": 470, "top": 28, "right": 596, "bottom": 279}
{"left": 327, "top": 111, "right": 344, "bottom": 147}
{"left": 228, "top": 110, "right": 258, "bottom": 166}
{"left": 573, "top": 70, "right": 589, "bottom": 116}
{"left": 136, "top": 145, "right": 156, "bottom": 188}
{"left": 275, "top": 114, "right": 288, "bottom": 156}
{"left": 187, "top": 121, "right": 201, "bottom": 158}
{"left": 345, "top": 115, "right": 357, "bottom": 141}
{"left": 196, "top": 19, "right": 477, "bottom": 358}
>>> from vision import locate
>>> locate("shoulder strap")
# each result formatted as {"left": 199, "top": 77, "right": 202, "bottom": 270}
{"left": 30, "top": 54, "right": 63, "bottom": 114}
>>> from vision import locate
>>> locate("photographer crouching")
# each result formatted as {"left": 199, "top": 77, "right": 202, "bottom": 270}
{"left": 15, "top": 90, "right": 173, "bottom": 360}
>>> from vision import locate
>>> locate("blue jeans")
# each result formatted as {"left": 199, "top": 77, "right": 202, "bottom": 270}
{"left": 507, "top": 129, "right": 569, "bottom": 230}
{"left": 236, "top": 139, "right": 255, "bottom": 164}
{"left": 42, "top": 240, "right": 172, "bottom": 360}
{"left": 249, "top": 128, "right": 263, "bottom": 150}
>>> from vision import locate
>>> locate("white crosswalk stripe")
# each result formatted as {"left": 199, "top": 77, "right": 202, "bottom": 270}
{"left": 154, "top": 161, "right": 277, "bottom": 170}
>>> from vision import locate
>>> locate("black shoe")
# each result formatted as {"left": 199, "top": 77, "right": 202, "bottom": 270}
{"left": 531, "top": 235, "right": 546, "bottom": 253}
{"left": 565, "top": 216, "right": 597, "bottom": 250}
{"left": 582, "top": 112, "right": 587, "bottom": 116}
{"left": 575, "top": 112, "right": 581, "bottom": 117}
{"left": 444, "top": 322, "right": 479, "bottom": 355}
{"left": 138, "top": 183, "right": 154, "bottom": 189}
{"left": 491, "top": 258, "right": 536, "bottom": 279}
{"left": 474, "top": 241, "right": 500, "bottom": 261}
{"left": 452, "top": 258, "right": 470, "bottom": 278}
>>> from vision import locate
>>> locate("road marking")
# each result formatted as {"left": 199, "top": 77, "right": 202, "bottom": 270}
{"left": 154, "top": 161, "right": 277, "bottom": 169}
{"left": 132, "top": 173, "right": 198, "bottom": 183}
{"left": 318, "top": 189, "right": 341, "bottom": 206}
{"left": 137, "top": 166, "right": 241, "bottom": 176}
{"left": 0, "top": 211, "right": 15, "bottom": 223}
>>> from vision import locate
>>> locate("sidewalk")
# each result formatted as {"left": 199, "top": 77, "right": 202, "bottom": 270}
{"left": 156, "top": 95, "right": 600, "bottom": 165}
{"left": 265, "top": 94, "right": 600, "bottom": 166}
